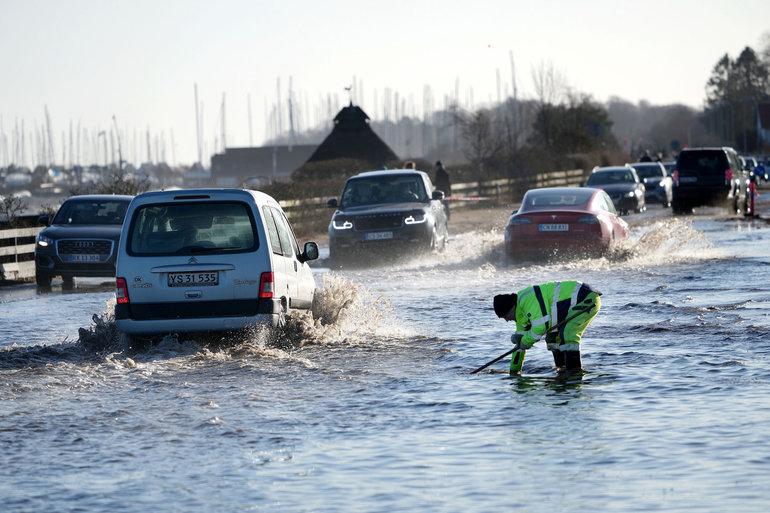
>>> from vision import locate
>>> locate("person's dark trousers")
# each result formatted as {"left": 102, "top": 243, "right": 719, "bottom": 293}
{"left": 551, "top": 350, "right": 581, "bottom": 370}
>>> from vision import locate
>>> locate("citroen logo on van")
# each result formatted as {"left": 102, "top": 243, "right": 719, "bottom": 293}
{"left": 188, "top": 257, "right": 198, "bottom": 264}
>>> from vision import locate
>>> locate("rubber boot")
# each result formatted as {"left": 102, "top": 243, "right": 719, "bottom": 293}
{"left": 552, "top": 350, "right": 565, "bottom": 369}
{"left": 564, "top": 351, "right": 582, "bottom": 371}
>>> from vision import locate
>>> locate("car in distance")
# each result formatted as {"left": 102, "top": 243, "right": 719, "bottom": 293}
{"left": 504, "top": 187, "right": 629, "bottom": 259}
{"left": 629, "top": 161, "right": 673, "bottom": 206}
{"left": 584, "top": 166, "right": 646, "bottom": 215}
{"left": 34, "top": 194, "right": 133, "bottom": 290}
{"left": 115, "top": 189, "right": 318, "bottom": 337}
{"left": 327, "top": 169, "right": 448, "bottom": 263}
{"left": 671, "top": 147, "right": 751, "bottom": 215}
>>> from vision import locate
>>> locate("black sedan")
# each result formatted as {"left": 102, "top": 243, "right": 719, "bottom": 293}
{"left": 327, "top": 169, "right": 448, "bottom": 264}
{"left": 585, "top": 166, "right": 646, "bottom": 215}
{"left": 35, "top": 194, "right": 133, "bottom": 290}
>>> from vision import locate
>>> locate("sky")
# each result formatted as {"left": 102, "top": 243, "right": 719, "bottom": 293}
{"left": 0, "top": 0, "right": 768, "bottom": 166}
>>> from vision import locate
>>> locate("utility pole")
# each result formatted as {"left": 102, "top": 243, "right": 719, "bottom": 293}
{"left": 288, "top": 76, "right": 295, "bottom": 147}
{"left": 220, "top": 92, "right": 227, "bottom": 151}
{"left": 146, "top": 128, "right": 152, "bottom": 164}
{"left": 44, "top": 105, "right": 55, "bottom": 165}
{"left": 97, "top": 130, "right": 108, "bottom": 167}
{"left": 194, "top": 83, "right": 202, "bottom": 164}
{"left": 170, "top": 128, "right": 177, "bottom": 166}
{"left": 112, "top": 115, "right": 124, "bottom": 170}
{"left": 247, "top": 93, "right": 253, "bottom": 146}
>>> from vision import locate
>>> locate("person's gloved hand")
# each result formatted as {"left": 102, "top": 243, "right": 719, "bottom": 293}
{"left": 511, "top": 333, "right": 524, "bottom": 350}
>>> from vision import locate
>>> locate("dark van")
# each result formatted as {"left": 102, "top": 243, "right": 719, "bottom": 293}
{"left": 671, "top": 147, "right": 751, "bottom": 215}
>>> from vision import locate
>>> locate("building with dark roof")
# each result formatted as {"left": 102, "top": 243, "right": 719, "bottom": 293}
{"left": 211, "top": 145, "right": 318, "bottom": 187}
{"left": 306, "top": 104, "right": 398, "bottom": 168}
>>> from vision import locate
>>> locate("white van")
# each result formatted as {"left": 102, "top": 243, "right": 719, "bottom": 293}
{"left": 114, "top": 189, "right": 318, "bottom": 335}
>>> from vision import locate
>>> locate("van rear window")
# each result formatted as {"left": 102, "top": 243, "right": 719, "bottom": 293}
{"left": 128, "top": 201, "right": 258, "bottom": 255}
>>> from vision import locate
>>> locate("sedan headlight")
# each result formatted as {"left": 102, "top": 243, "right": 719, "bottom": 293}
{"left": 36, "top": 234, "right": 54, "bottom": 247}
{"left": 626, "top": 191, "right": 636, "bottom": 198}
{"left": 332, "top": 218, "right": 353, "bottom": 230}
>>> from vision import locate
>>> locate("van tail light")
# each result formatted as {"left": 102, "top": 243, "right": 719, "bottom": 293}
{"left": 672, "top": 169, "right": 679, "bottom": 186}
{"left": 259, "top": 272, "right": 274, "bottom": 299}
{"left": 116, "top": 277, "right": 130, "bottom": 304}
{"left": 725, "top": 168, "right": 733, "bottom": 185}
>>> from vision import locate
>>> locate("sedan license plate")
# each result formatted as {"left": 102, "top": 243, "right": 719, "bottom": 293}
{"left": 167, "top": 271, "right": 219, "bottom": 287}
{"left": 63, "top": 254, "right": 101, "bottom": 263}
{"left": 364, "top": 231, "right": 394, "bottom": 241}
{"left": 538, "top": 223, "right": 570, "bottom": 232}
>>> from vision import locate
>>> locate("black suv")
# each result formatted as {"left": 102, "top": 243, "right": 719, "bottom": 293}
{"left": 327, "top": 170, "right": 448, "bottom": 263}
{"left": 35, "top": 194, "right": 133, "bottom": 289}
{"left": 672, "top": 147, "right": 751, "bottom": 215}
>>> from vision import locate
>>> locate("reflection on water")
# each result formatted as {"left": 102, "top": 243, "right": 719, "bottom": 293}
{"left": 1, "top": 216, "right": 770, "bottom": 512}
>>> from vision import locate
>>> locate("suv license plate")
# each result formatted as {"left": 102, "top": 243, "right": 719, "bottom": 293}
{"left": 680, "top": 176, "right": 697, "bottom": 183}
{"left": 168, "top": 271, "right": 219, "bottom": 287}
{"left": 538, "top": 223, "right": 569, "bottom": 232}
{"left": 364, "top": 231, "right": 394, "bottom": 241}
{"left": 64, "top": 254, "right": 101, "bottom": 263}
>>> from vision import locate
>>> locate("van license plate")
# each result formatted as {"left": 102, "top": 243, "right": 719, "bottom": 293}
{"left": 538, "top": 224, "right": 569, "bottom": 232}
{"left": 680, "top": 176, "right": 697, "bottom": 183}
{"left": 364, "top": 231, "right": 394, "bottom": 241}
{"left": 168, "top": 272, "right": 219, "bottom": 287}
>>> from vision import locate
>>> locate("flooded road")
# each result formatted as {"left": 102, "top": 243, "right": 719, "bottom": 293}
{"left": 2, "top": 206, "right": 770, "bottom": 512}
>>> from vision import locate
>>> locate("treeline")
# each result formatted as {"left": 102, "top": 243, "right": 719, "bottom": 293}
{"left": 702, "top": 42, "right": 770, "bottom": 153}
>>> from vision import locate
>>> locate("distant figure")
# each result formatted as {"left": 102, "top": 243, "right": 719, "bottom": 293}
{"left": 434, "top": 160, "right": 452, "bottom": 220}
{"left": 639, "top": 150, "right": 653, "bottom": 162}
{"left": 404, "top": 161, "right": 416, "bottom": 169}
{"left": 494, "top": 281, "right": 602, "bottom": 374}
{"left": 655, "top": 152, "right": 664, "bottom": 162}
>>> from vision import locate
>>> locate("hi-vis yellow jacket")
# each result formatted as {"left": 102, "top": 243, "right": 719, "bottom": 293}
{"left": 514, "top": 280, "right": 585, "bottom": 348}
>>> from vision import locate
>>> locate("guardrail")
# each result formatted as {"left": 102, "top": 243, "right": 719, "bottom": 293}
{"left": 0, "top": 168, "right": 586, "bottom": 282}
{"left": 279, "top": 169, "right": 587, "bottom": 233}
{"left": 0, "top": 225, "right": 40, "bottom": 281}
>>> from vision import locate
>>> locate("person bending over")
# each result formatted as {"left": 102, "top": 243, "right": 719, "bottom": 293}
{"left": 493, "top": 281, "right": 601, "bottom": 373}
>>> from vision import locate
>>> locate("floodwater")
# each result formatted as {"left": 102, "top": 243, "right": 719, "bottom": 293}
{"left": 1, "top": 206, "right": 770, "bottom": 512}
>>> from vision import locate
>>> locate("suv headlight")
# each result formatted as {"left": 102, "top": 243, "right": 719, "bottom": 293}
{"left": 37, "top": 234, "right": 54, "bottom": 247}
{"left": 332, "top": 218, "right": 353, "bottom": 230}
{"left": 404, "top": 213, "right": 426, "bottom": 224}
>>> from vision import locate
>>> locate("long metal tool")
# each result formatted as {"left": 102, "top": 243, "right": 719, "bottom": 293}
{"left": 471, "top": 299, "right": 595, "bottom": 375}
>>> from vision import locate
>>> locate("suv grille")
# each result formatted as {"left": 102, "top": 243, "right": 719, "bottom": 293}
{"left": 57, "top": 239, "right": 113, "bottom": 255}
{"left": 354, "top": 214, "right": 404, "bottom": 231}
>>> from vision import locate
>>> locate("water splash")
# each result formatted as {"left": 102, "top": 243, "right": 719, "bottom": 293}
{"left": 0, "top": 274, "right": 406, "bottom": 372}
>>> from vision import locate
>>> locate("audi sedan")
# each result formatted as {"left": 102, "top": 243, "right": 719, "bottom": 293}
{"left": 504, "top": 187, "right": 629, "bottom": 259}
{"left": 34, "top": 194, "right": 133, "bottom": 290}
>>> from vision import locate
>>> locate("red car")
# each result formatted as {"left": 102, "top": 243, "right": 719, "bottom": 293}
{"left": 504, "top": 187, "right": 629, "bottom": 258}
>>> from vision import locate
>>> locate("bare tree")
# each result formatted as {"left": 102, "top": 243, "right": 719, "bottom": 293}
{"left": 531, "top": 60, "right": 568, "bottom": 106}
{"left": 0, "top": 194, "right": 29, "bottom": 228}
{"left": 458, "top": 109, "right": 502, "bottom": 191}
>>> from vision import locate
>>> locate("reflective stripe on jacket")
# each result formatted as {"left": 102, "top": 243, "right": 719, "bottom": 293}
{"left": 514, "top": 280, "right": 584, "bottom": 348}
